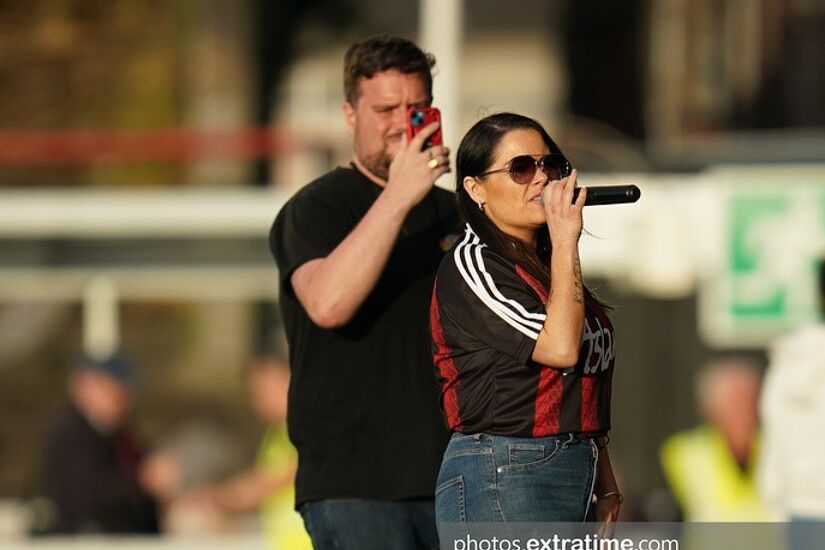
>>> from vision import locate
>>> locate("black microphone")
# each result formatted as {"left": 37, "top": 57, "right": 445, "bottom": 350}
{"left": 574, "top": 185, "right": 640, "bottom": 206}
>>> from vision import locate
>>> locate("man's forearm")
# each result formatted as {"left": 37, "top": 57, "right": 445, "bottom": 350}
{"left": 293, "top": 192, "right": 410, "bottom": 328}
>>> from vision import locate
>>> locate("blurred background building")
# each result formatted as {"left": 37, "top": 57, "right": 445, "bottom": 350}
{"left": 0, "top": 0, "right": 823, "bottom": 545}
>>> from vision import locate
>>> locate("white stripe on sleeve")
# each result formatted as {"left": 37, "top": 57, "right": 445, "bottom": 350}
{"left": 452, "top": 224, "right": 546, "bottom": 341}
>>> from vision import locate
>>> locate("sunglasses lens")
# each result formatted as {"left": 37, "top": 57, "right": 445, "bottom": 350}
{"left": 540, "top": 155, "right": 571, "bottom": 180}
{"left": 508, "top": 155, "right": 537, "bottom": 184}
{"left": 507, "top": 155, "right": 571, "bottom": 183}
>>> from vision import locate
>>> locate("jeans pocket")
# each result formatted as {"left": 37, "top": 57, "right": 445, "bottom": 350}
{"left": 435, "top": 475, "right": 466, "bottom": 524}
{"left": 498, "top": 439, "right": 560, "bottom": 472}
{"left": 507, "top": 443, "right": 546, "bottom": 467}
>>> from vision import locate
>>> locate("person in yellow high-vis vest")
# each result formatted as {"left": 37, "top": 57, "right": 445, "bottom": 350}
{"left": 255, "top": 422, "right": 313, "bottom": 550}
{"left": 660, "top": 359, "right": 770, "bottom": 522}
{"left": 177, "top": 356, "right": 312, "bottom": 549}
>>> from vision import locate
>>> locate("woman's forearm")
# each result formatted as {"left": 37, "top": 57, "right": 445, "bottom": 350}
{"left": 594, "top": 447, "right": 619, "bottom": 496}
{"left": 531, "top": 242, "right": 585, "bottom": 367}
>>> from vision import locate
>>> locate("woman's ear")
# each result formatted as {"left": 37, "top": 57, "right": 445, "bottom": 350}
{"left": 463, "top": 176, "right": 486, "bottom": 207}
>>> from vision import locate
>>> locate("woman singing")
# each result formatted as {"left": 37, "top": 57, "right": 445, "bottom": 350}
{"left": 431, "top": 113, "right": 620, "bottom": 533}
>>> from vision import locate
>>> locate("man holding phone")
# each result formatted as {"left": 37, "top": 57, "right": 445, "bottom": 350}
{"left": 270, "top": 35, "right": 457, "bottom": 549}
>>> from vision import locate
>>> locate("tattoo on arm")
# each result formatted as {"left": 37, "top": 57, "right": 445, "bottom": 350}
{"left": 573, "top": 254, "right": 584, "bottom": 304}
{"left": 545, "top": 252, "right": 584, "bottom": 307}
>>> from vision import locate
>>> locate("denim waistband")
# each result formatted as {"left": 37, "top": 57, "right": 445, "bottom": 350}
{"left": 448, "top": 431, "right": 608, "bottom": 450}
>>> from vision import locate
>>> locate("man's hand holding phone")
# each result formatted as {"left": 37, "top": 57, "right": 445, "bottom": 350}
{"left": 406, "top": 107, "right": 443, "bottom": 148}
{"left": 384, "top": 107, "right": 450, "bottom": 210}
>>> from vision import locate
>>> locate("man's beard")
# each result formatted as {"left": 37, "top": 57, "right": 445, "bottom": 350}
{"left": 359, "top": 149, "right": 392, "bottom": 181}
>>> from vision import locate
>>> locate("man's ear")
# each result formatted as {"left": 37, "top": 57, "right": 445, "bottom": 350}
{"left": 463, "top": 176, "right": 487, "bottom": 206}
{"left": 342, "top": 102, "right": 356, "bottom": 137}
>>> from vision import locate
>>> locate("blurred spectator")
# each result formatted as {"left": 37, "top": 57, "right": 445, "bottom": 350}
{"left": 138, "top": 419, "right": 249, "bottom": 533}
{"left": 36, "top": 353, "right": 159, "bottom": 534}
{"left": 163, "top": 356, "right": 311, "bottom": 549}
{"left": 660, "top": 359, "right": 769, "bottom": 521}
{"left": 140, "top": 419, "right": 247, "bottom": 499}
{"left": 759, "top": 259, "right": 825, "bottom": 522}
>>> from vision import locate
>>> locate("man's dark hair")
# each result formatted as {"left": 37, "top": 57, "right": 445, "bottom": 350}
{"left": 343, "top": 34, "right": 435, "bottom": 104}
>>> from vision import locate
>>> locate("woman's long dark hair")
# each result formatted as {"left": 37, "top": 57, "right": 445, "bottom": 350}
{"left": 456, "top": 112, "right": 608, "bottom": 307}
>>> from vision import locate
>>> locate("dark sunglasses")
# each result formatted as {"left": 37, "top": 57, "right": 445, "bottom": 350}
{"left": 478, "top": 154, "right": 572, "bottom": 184}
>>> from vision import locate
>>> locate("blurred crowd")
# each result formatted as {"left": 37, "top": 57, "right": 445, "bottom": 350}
{"left": 650, "top": 259, "right": 825, "bottom": 524}
{"left": 28, "top": 352, "right": 310, "bottom": 549}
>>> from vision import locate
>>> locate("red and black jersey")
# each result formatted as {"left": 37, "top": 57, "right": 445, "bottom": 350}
{"left": 430, "top": 224, "right": 615, "bottom": 438}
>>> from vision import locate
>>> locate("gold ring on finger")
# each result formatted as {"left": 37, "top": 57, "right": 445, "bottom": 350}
{"left": 428, "top": 158, "right": 439, "bottom": 169}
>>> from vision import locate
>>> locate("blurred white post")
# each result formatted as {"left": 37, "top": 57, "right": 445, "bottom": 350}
{"left": 419, "top": 0, "right": 463, "bottom": 188}
{"left": 83, "top": 275, "right": 120, "bottom": 360}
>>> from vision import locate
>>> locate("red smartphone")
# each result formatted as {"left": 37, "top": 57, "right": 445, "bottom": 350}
{"left": 406, "top": 106, "right": 443, "bottom": 150}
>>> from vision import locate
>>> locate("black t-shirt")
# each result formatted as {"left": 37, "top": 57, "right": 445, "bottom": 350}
{"left": 270, "top": 165, "right": 458, "bottom": 505}
{"left": 431, "top": 223, "right": 615, "bottom": 437}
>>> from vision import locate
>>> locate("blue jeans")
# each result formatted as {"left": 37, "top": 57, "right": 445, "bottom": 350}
{"left": 298, "top": 498, "right": 439, "bottom": 550}
{"left": 435, "top": 432, "right": 598, "bottom": 528}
